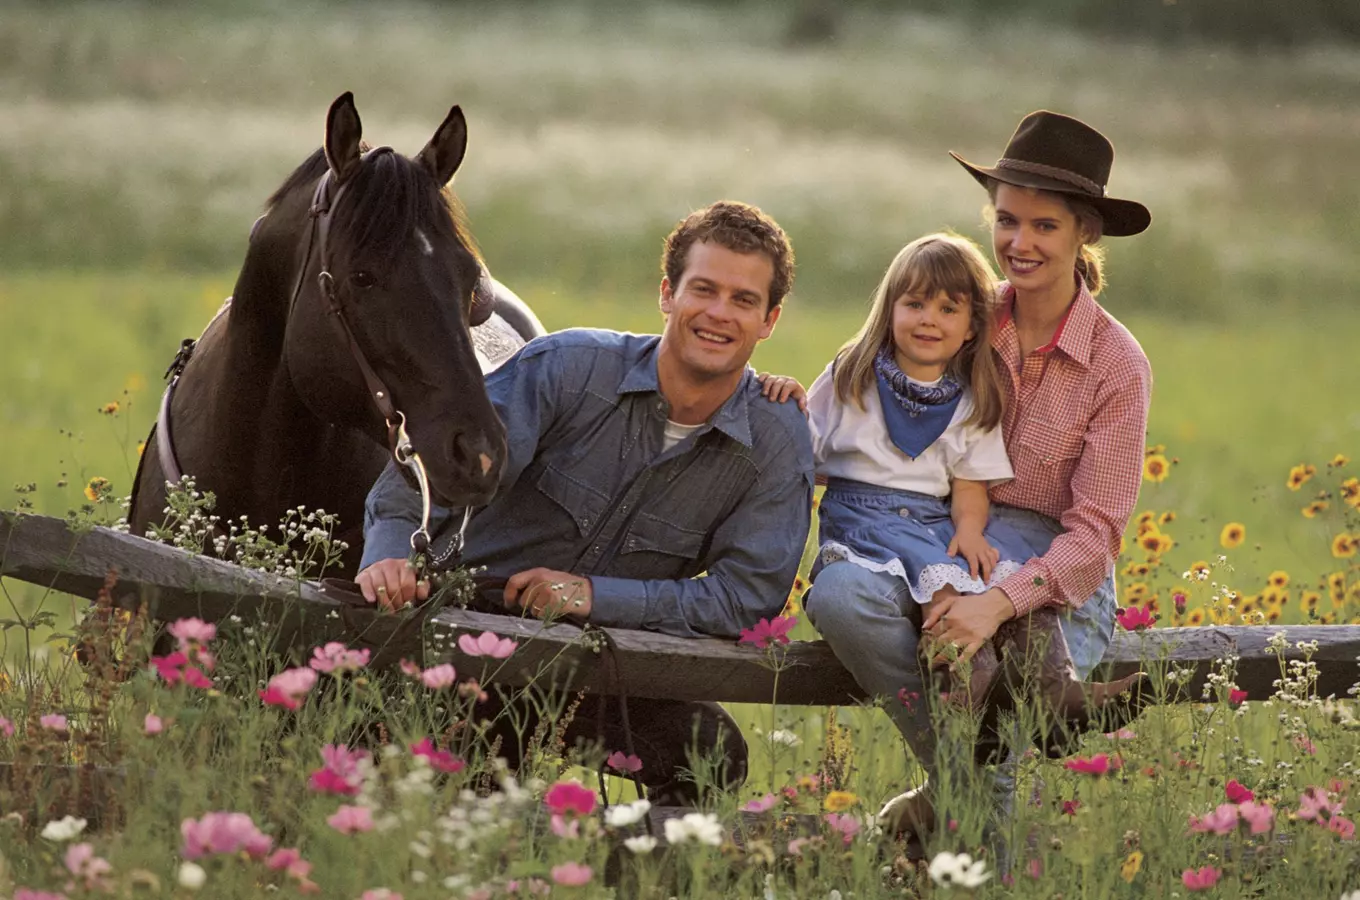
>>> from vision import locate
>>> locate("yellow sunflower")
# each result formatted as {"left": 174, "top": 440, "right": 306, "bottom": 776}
{"left": 1301, "top": 591, "right": 1322, "bottom": 616}
{"left": 1303, "top": 500, "right": 1330, "bottom": 519}
{"left": 1189, "top": 560, "right": 1212, "bottom": 579}
{"left": 1265, "top": 608, "right": 1282, "bottom": 623}
{"left": 1332, "top": 454, "right": 1350, "bottom": 468}
{"left": 1262, "top": 586, "right": 1287, "bottom": 606}
{"left": 83, "top": 476, "right": 111, "bottom": 503}
{"left": 1186, "top": 608, "right": 1207, "bottom": 626}
{"left": 1121, "top": 850, "right": 1144, "bottom": 883}
{"left": 98, "top": 401, "right": 120, "bottom": 415}
{"left": 823, "top": 790, "right": 858, "bottom": 812}
{"left": 1143, "top": 454, "right": 1170, "bottom": 483}
{"left": 1156, "top": 534, "right": 1175, "bottom": 554}
{"left": 1139, "top": 531, "right": 1163, "bottom": 553}
{"left": 1267, "top": 570, "right": 1290, "bottom": 588}
{"left": 1136, "top": 510, "right": 1156, "bottom": 526}
{"left": 1287, "top": 464, "right": 1315, "bottom": 491}
{"left": 1342, "top": 478, "right": 1360, "bottom": 509}
{"left": 1220, "top": 523, "right": 1246, "bottom": 549}
{"left": 1125, "top": 582, "right": 1150, "bottom": 602}
{"left": 1158, "top": 511, "right": 1177, "bottom": 525}
{"left": 1333, "top": 533, "right": 1359, "bottom": 559}
{"left": 1123, "top": 562, "right": 1150, "bottom": 577}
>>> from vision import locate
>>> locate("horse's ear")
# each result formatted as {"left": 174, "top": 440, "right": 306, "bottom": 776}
{"left": 324, "top": 92, "right": 363, "bottom": 184}
{"left": 415, "top": 104, "right": 468, "bottom": 187}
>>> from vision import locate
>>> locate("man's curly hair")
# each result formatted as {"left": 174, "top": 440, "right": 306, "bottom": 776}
{"left": 661, "top": 201, "right": 795, "bottom": 311}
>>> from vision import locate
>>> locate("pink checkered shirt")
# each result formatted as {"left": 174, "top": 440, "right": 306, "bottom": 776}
{"left": 988, "top": 278, "right": 1152, "bottom": 615}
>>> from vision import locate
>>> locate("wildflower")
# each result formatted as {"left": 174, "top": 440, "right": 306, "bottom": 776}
{"left": 259, "top": 667, "right": 318, "bottom": 709}
{"left": 1188, "top": 804, "right": 1239, "bottom": 835}
{"left": 1229, "top": 689, "right": 1248, "bottom": 705}
{"left": 40, "top": 714, "right": 68, "bottom": 733}
{"left": 1143, "top": 454, "right": 1170, "bottom": 483}
{"left": 550, "top": 862, "right": 593, "bottom": 887}
{"left": 309, "top": 642, "right": 371, "bottom": 674}
{"left": 0, "top": 716, "right": 12, "bottom": 738}
{"left": 623, "top": 835, "right": 658, "bottom": 854}
{"left": 1182, "top": 866, "right": 1221, "bottom": 891}
{"left": 928, "top": 851, "right": 992, "bottom": 888}
{"left": 419, "top": 664, "right": 457, "bottom": 690}
{"left": 309, "top": 745, "right": 368, "bottom": 796}
{"left": 167, "top": 617, "right": 216, "bottom": 648}
{"left": 1297, "top": 787, "right": 1344, "bottom": 821}
{"left": 824, "top": 790, "right": 858, "bottom": 812}
{"left": 606, "top": 750, "right": 643, "bottom": 774}
{"left": 360, "top": 891, "right": 402, "bottom": 900}
{"left": 1173, "top": 591, "right": 1188, "bottom": 614}
{"left": 1303, "top": 500, "right": 1330, "bottom": 518}
{"left": 327, "top": 805, "right": 375, "bottom": 835}
{"left": 1064, "top": 753, "right": 1120, "bottom": 776}
{"left": 1220, "top": 522, "right": 1246, "bottom": 549}
{"left": 151, "top": 652, "right": 213, "bottom": 689}
{"left": 457, "top": 631, "right": 518, "bottom": 659}
{"left": 738, "top": 615, "right": 797, "bottom": 649}
{"left": 1328, "top": 815, "right": 1356, "bottom": 838}
{"left": 1238, "top": 801, "right": 1275, "bottom": 834}
{"left": 897, "top": 688, "right": 920, "bottom": 710}
{"left": 177, "top": 862, "right": 207, "bottom": 890}
{"left": 41, "top": 815, "right": 88, "bottom": 841}
{"left": 1116, "top": 605, "right": 1154, "bottom": 631}
{"left": 768, "top": 729, "right": 801, "bottom": 747}
{"left": 1333, "top": 454, "right": 1351, "bottom": 468}
{"left": 742, "top": 794, "right": 779, "bottom": 814}
{"left": 1342, "top": 477, "right": 1360, "bottom": 508}
{"left": 65, "top": 846, "right": 113, "bottom": 896}
{"left": 603, "top": 799, "right": 651, "bottom": 828}
{"left": 1138, "top": 531, "right": 1163, "bottom": 553}
{"left": 544, "top": 780, "right": 597, "bottom": 817}
{"left": 1060, "top": 799, "right": 1081, "bottom": 817}
{"left": 662, "top": 811, "right": 724, "bottom": 846}
{"left": 1104, "top": 727, "right": 1137, "bottom": 740}
{"left": 399, "top": 658, "right": 422, "bottom": 677}
{"left": 83, "top": 476, "right": 111, "bottom": 503}
{"left": 1119, "top": 850, "right": 1142, "bottom": 883}
{"left": 144, "top": 714, "right": 164, "bottom": 735}
{"left": 14, "top": 891, "right": 69, "bottom": 900}
{"left": 409, "top": 737, "right": 465, "bottom": 774}
{"left": 1225, "top": 779, "right": 1254, "bottom": 803}
{"left": 1332, "top": 533, "right": 1359, "bottom": 559}
{"left": 550, "top": 815, "right": 579, "bottom": 839}
{"left": 824, "top": 812, "right": 861, "bottom": 846}
{"left": 1268, "top": 570, "right": 1290, "bottom": 588}
{"left": 1158, "top": 510, "right": 1176, "bottom": 525}
{"left": 1287, "top": 464, "right": 1315, "bottom": 491}
{"left": 180, "top": 811, "right": 273, "bottom": 859}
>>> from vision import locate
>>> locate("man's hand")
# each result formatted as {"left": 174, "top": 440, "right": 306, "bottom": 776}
{"left": 947, "top": 529, "right": 1000, "bottom": 581}
{"left": 755, "top": 372, "right": 809, "bottom": 414}
{"left": 503, "top": 568, "right": 593, "bottom": 621}
{"left": 920, "top": 587, "right": 1014, "bottom": 668}
{"left": 356, "top": 558, "right": 430, "bottom": 612}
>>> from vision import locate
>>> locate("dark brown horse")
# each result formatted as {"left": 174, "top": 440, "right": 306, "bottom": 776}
{"left": 129, "top": 93, "right": 542, "bottom": 576}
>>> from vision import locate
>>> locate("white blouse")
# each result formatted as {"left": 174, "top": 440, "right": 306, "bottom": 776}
{"left": 807, "top": 362, "right": 1014, "bottom": 497}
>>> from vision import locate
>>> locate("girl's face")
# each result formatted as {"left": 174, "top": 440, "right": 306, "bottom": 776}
{"left": 991, "top": 184, "right": 1085, "bottom": 302}
{"left": 890, "top": 288, "right": 975, "bottom": 382}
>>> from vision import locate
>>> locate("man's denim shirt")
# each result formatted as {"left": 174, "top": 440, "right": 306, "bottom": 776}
{"left": 362, "top": 328, "right": 815, "bottom": 640}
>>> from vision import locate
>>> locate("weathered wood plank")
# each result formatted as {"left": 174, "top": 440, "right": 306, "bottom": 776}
{"left": 3, "top": 513, "right": 1358, "bottom": 706}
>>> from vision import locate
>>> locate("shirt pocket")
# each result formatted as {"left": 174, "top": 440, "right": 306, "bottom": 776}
{"left": 535, "top": 464, "right": 609, "bottom": 538}
{"left": 619, "top": 512, "right": 707, "bottom": 563}
{"left": 1013, "top": 420, "right": 1085, "bottom": 479}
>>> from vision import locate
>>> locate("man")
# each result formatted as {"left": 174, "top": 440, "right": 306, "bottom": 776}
{"left": 357, "top": 200, "right": 814, "bottom": 803}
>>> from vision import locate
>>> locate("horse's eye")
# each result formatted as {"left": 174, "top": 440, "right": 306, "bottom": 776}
{"left": 350, "top": 271, "right": 376, "bottom": 290}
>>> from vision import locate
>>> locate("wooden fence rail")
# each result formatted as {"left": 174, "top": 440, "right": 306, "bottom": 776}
{"left": 3, "top": 512, "right": 1358, "bottom": 705}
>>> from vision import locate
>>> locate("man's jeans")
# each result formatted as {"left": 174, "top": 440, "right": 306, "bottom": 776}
{"left": 805, "top": 504, "right": 1116, "bottom": 782}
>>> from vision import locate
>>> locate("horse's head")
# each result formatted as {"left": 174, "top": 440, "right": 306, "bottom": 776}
{"left": 279, "top": 92, "right": 506, "bottom": 508}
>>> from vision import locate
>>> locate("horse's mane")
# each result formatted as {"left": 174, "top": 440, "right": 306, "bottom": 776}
{"left": 266, "top": 146, "right": 482, "bottom": 267}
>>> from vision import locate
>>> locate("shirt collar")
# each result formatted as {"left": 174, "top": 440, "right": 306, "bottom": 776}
{"left": 992, "top": 273, "right": 1098, "bottom": 368}
{"left": 616, "top": 338, "right": 756, "bottom": 448}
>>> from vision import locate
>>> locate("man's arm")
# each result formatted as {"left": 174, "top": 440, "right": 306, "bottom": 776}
{"left": 586, "top": 440, "right": 815, "bottom": 640}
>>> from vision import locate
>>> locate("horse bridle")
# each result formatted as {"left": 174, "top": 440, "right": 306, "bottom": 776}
{"left": 157, "top": 148, "right": 471, "bottom": 570}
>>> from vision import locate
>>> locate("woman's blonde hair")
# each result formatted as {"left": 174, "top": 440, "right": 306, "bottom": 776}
{"left": 985, "top": 180, "right": 1107, "bottom": 294}
{"left": 832, "top": 232, "right": 1004, "bottom": 431}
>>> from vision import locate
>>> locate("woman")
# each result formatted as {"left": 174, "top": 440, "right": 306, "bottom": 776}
{"left": 804, "top": 110, "right": 1153, "bottom": 837}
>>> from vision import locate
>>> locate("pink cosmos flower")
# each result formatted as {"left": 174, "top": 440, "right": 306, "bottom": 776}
{"left": 1298, "top": 786, "right": 1345, "bottom": 821}
{"left": 15, "top": 890, "right": 69, "bottom": 900}
{"left": 327, "top": 805, "right": 374, "bottom": 835}
{"left": 151, "top": 652, "right": 213, "bottom": 688}
{"left": 823, "top": 812, "right": 860, "bottom": 846}
{"left": 1026, "top": 858, "right": 1044, "bottom": 879}
{"left": 309, "top": 745, "right": 368, "bottom": 796}
{"left": 1115, "top": 605, "right": 1154, "bottom": 631}
{"left": 897, "top": 688, "right": 920, "bottom": 710}
{"left": 168, "top": 617, "right": 217, "bottom": 647}
{"left": 550, "top": 814, "right": 580, "bottom": 839}
{"left": 259, "top": 667, "right": 318, "bottom": 710}
{"left": 1064, "top": 753, "right": 1120, "bottom": 776}
{"left": 1294, "top": 734, "right": 1317, "bottom": 756}
{"left": 1188, "top": 803, "right": 1239, "bottom": 835}
{"left": 180, "top": 811, "right": 273, "bottom": 860}
{"left": 458, "top": 631, "right": 518, "bottom": 659}
{"left": 1237, "top": 801, "right": 1275, "bottom": 835}
{"left": 144, "top": 714, "right": 164, "bottom": 735}
{"left": 1181, "top": 866, "right": 1221, "bottom": 891}
{"left": 1328, "top": 815, "right": 1356, "bottom": 839}
{"left": 550, "top": 862, "right": 593, "bottom": 887}
{"left": 409, "top": 737, "right": 465, "bottom": 774}
{"left": 360, "top": 891, "right": 403, "bottom": 900}
{"left": 1103, "top": 727, "right": 1137, "bottom": 740}
{"left": 1228, "top": 689, "right": 1248, "bottom": 705}
{"left": 741, "top": 794, "right": 779, "bottom": 814}
{"left": 40, "top": 714, "right": 68, "bottom": 734}
{"left": 606, "top": 751, "right": 643, "bottom": 774}
{"left": 1225, "top": 779, "right": 1254, "bottom": 804}
{"left": 309, "top": 642, "right": 371, "bottom": 674}
{"left": 0, "top": 716, "right": 13, "bottom": 738}
{"left": 266, "top": 847, "right": 315, "bottom": 889}
{"left": 419, "top": 664, "right": 457, "bottom": 690}
{"left": 64, "top": 842, "right": 112, "bottom": 890}
{"left": 1061, "top": 799, "right": 1081, "bottom": 817}
{"left": 737, "top": 616, "right": 797, "bottom": 649}
{"left": 399, "top": 658, "right": 422, "bottom": 677}
{"left": 544, "top": 780, "right": 597, "bottom": 817}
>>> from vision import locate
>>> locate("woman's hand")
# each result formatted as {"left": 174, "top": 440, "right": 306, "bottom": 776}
{"left": 920, "top": 587, "right": 1014, "bottom": 668}
{"left": 947, "top": 529, "right": 1000, "bottom": 581}
{"left": 755, "top": 372, "right": 809, "bottom": 414}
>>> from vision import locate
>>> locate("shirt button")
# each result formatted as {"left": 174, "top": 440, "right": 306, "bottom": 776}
{"left": 898, "top": 508, "right": 910, "bottom": 518}
{"left": 581, "top": 517, "right": 592, "bottom": 528}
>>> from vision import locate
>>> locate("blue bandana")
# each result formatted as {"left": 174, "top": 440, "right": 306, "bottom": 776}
{"left": 872, "top": 344, "right": 964, "bottom": 458}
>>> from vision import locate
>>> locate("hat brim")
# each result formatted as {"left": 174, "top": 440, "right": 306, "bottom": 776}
{"left": 950, "top": 151, "right": 1151, "bottom": 237}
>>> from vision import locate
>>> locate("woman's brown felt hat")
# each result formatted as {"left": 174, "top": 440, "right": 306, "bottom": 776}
{"left": 950, "top": 111, "right": 1151, "bottom": 237}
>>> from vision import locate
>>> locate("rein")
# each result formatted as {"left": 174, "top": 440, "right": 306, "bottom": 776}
{"left": 156, "top": 149, "right": 468, "bottom": 570}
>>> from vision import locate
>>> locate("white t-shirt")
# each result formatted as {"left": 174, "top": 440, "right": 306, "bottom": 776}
{"left": 807, "top": 362, "right": 1014, "bottom": 497}
{"left": 662, "top": 418, "right": 705, "bottom": 451}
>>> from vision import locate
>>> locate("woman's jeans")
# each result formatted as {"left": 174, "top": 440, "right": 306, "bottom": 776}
{"left": 805, "top": 504, "right": 1117, "bottom": 780}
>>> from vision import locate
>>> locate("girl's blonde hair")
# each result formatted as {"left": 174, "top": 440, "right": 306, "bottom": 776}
{"left": 832, "top": 233, "right": 1004, "bottom": 431}
{"left": 985, "top": 180, "right": 1107, "bottom": 294}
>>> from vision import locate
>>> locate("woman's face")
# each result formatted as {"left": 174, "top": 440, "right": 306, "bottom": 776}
{"left": 991, "top": 184, "right": 1085, "bottom": 302}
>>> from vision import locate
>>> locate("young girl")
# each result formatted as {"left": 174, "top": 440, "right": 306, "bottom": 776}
{"left": 805, "top": 232, "right": 1020, "bottom": 615}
